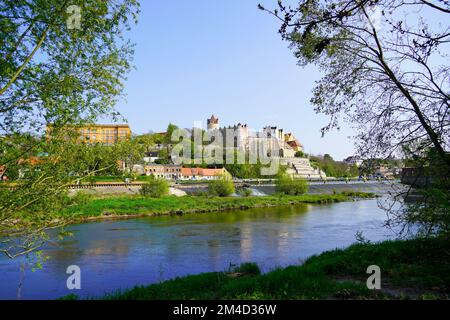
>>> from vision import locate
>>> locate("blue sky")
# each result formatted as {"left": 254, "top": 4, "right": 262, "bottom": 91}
{"left": 114, "top": 0, "right": 356, "bottom": 160}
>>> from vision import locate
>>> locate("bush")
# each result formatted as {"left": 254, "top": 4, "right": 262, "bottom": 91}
{"left": 208, "top": 176, "right": 235, "bottom": 197}
{"left": 309, "top": 155, "right": 359, "bottom": 178}
{"left": 229, "top": 262, "right": 261, "bottom": 276}
{"left": 70, "top": 191, "right": 93, "bottom": 206}
{"left": 275, "top": 174, "right": 309, "bottom": 195}
{"left": 295, "top": 150, "right": 306, "bottom": 158}
{"left": 237, "top": 188, "right": 252, "bottom": 197}
{"left": 86, "top": 175, "right": 96, "bottom": 185}
{"left": 224, "top": 163, "right": 263, "bottom": 179}
{"left": 139, "top": 175, "right": 169, "bottom": 198}
{"left": 192, "top": 190, "right": 208, "bottom": 197}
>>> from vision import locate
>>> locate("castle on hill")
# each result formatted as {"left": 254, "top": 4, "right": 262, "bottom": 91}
{"left": 205, "top": 115, "right": 325, "bottom": 179}
{"left": 206, "top": 115, "right": 303, "bottom": 158}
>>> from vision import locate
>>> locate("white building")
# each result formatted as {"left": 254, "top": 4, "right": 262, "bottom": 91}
{"left": 205, "top": 115, "right": 296, "bottom": 159}
{"left": 343, "top": 156, "right": 363, "bottom": 167}
{"left": 143, "top": 151, "right": 159, "bottom": 163}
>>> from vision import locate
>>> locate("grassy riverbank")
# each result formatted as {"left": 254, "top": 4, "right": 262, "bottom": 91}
{"left": 62, "top": 191, "right": 375, "bottom": 221}
{"left": 63, "top": 237, "right": 449, "bottom": 300}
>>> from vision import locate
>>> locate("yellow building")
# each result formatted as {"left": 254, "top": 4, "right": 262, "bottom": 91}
{"left": 46, "top": 124, "right": 131, "bottom": 145}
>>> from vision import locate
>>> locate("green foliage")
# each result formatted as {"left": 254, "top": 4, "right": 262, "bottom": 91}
{"left": 275, "top": 174, "right": 309, "bottom": 195}
{"left": 225, "top": 163, "right": 286, "bottom": 179}
{"left": 41, "top": 135, "right": 145, "bottom": 177}
{"left": 113, "top": 137, "right": 146, "bottom": 173}
{"left": 59, "top": 294, "right": 80, "bottom": 301}
{"left": 337, "top": 191, "right": 376, "bottom": 199}
{"left": 263, "top": 0, "right": 450, "bottom": 239}
{"left": 164, "top": 123, "right": 179, "bottom": 144}
{"left": 386, "top": 149, "right": 449, "bottom": 238}
{"left": 310, "top": 155, "right": 358, "bottom": 178}
{"left": 224, "top": 163, "right": 264, "bottom": 179}
{"left": 62, "top": 193, "right": 368, "bottom": 219}
{"left": 69, "top": 191, "right": 93, "bottom": 206}
{"left": 87, "top": 175, "right": 97, "bottom": 185}
{"left": 139, "top": 176, "right": 169, "bottom": 198}
{"left": 155, "top": 148, "right": 171, "bottom": 164}
{"left": 94, "top": 237, "right": 449, "bottom": 300}
{"left": 207, "top": 176, "right": 235, "bottom": 197}
{"left": 294, "top": 151, "right": 306, "bottom": 158}
{"left": 229, "top": 262, "right": 261, "bottom": 276}
{"left": 0, "top": 0, "right": 139, "bottom": 258}
{"left": 221, "top": 149, "right": 287, "bottom": 179}
{"left": 401, "top": 187, "right": 449, "bottom": 238}
{"left": 237, "top": 188, "right": 253, "bottom": 197}
{"left": 134, "top": 133, "right": 164, "bottom": 153}
{"left": 1, "top": 0, "right": 140, "bottom": 132}
{"left": 0, "top": 134, "right": 96, "bottom": 258}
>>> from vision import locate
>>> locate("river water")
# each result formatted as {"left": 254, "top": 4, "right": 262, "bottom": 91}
{"left": 0, "top": 199, "right": 397, "bottom": 299}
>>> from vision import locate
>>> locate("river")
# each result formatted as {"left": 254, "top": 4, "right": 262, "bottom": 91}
{"left": 0, "top": 199, "right": 397, "bottom": 299}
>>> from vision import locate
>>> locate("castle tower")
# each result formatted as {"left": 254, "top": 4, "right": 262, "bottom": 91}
{"left": 207, "top": 115, "right": 219, "bottom": 130}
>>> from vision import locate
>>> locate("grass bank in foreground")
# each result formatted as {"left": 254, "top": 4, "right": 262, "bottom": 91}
{"left": 62, "top": 192, "right": 375, "bottom": 221}
{"left": 63, "top": 237, "right": 449, "bottom": 300}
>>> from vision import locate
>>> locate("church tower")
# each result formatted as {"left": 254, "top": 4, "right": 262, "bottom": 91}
{"left": 207, "top": 115, "right": 219, "bottom": 130}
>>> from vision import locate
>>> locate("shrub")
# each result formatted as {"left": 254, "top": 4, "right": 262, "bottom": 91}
{"left": 294, "top": 150, "right": 306, "bottom": 158}
{"left": 208, "top": 175, "right": 235, "bottom": 197}
{"left": 139, "top": 175, "right": 169, "bottom": 198}
{"left": 70, "top": 191, "right": 93, "bottom": 206}
{"left": 237, "top": 188, "right": 252, "bottom": 197}
{"left": 229, "top": 262, "right": 261, "bottom": 276}
{"left": 192, "top": 190, "right": 208, "bottom": 197}
{"left": 275, "top": 174, "right": 309, "bottom": 195}
{"left": 86, "top": 175, "right": 96, "bottom": 185}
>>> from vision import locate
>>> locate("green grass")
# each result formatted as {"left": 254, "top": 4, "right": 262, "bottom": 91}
{"left": 62, "top": 192, "right": 376, "bottom": 220}
{"left": 62, "top": 237, "right": 449, "bottom": 300}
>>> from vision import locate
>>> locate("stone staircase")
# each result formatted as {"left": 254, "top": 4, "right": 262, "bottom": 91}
{"left": 280, "top": 157, "right": 326, "bottom": 179}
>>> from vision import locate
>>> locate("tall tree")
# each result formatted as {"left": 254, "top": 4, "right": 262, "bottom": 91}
{"left": 259, "top": 0, "right": 449, "bottom": 165}
{"left": 0, "top": 0, "right": 140, "bottom": 258}
{"left": 260, "top": 0, "right": 449, "bottom": 236}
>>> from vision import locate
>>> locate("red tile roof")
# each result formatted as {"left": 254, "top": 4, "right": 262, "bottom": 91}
{"left": 287, "top": 140, "right": 300, "bottom": 148}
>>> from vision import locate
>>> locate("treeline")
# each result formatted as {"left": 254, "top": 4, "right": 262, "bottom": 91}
{"left": 309, "top": 154, "right": 359, "bottom": 178}
{"left": 1, "top": 131, "right": 145, "bottom": 180}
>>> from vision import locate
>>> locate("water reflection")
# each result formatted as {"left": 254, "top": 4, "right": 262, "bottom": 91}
{"left": 0, "top": 200, "right": 394, "bottom": 299}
